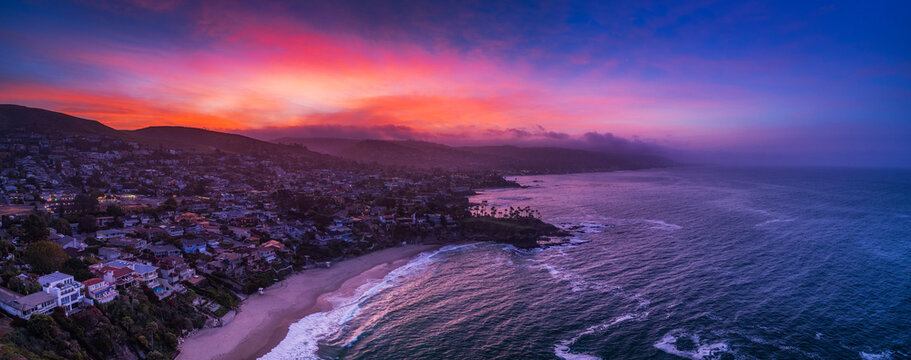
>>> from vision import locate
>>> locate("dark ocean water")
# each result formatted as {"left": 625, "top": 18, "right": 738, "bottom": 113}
{"left": 261, "top": 167, "right": 911, "bottom": 360}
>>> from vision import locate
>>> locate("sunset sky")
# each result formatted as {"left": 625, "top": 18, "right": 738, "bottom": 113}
{"left": 1, "top": 0, "right": 909, "bottom": 165}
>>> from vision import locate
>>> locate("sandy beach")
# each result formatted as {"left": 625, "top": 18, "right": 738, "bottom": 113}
{"left": 177, "top": 244, "right": 439, "bottom": 360}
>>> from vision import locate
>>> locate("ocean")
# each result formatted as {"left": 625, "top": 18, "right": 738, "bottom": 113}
{"left": 260, "top": 166, "right": 911, "bottom": 360}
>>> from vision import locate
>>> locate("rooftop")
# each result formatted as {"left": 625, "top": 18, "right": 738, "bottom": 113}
{"left": 83, "top": 278, "right": 105, "bottom": 286}
{"left": 38, "top": 271, "right": 72, "bottom": 285}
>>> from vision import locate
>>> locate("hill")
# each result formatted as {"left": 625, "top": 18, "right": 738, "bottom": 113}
{"left": 274, "top": 137, "right": 671, "bottom": 173}
{"left": 128, "top": 126, "right": 324, "bottom": 158}
{"left": 275, "top": 138, "right": 500, "bottom": 170}
{"left": 0, "top": 104, "right": 127, "bottom": 138}
{"left": 0, "top": 105, "right": 327, "bottom": 159}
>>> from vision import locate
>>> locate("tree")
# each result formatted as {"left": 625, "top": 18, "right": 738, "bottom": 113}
{"left": 8, "top": 276, "right": 41, "bottom": 295}
{"left": 61, "top": 258, "right": 94, "bottom": 282}
{"left": 74, "top": 193, "right": 99, "bottom": 214}
{"left": 105, "top": 205, "right": 123, "bottom": 217}
{"left": 160, "top": 197, "right": 178, "bottom": 211}
{"left": 90, "top": 330, "right": 115, "bottom": 355}
{"left": 26, "top": 314, "right": 58, "bottom": 340}
{"left": 22, "top": 213, "right": 49, "bottom": 242}
{"left": 0, "top": 239, "right": 15, "bottom": 258}
{"left": 51, "top": 218, "right": 72, "bottom": 236}
{"left": 78, "top": 215, "right": 98, "bottom": 234}
{"left": 24, "top": 241, "right": 68, "bottom": 274}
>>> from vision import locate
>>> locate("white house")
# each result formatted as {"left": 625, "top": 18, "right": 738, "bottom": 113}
{"left": 38, "top": 271, "right": 85, "bottom": 315}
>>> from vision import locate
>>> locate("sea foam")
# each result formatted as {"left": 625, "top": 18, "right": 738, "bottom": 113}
{"left": 859, "top": 350, "right": 894, "bottom": 360}
{"left": 258, "top": 245, "right": 471, "bottom": 360}
{"left": 554, "top": 312, "right": 649, "bottom": 360}
{"left": 653, "top": 330, "right": 731, "bottom": 360}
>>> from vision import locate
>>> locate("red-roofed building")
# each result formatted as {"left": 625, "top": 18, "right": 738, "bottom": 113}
{"left": 83, "top": 278, "right": 118, "bottom": 304}
{"left": 92, "top": 266, "right": 136, "bottom": 288}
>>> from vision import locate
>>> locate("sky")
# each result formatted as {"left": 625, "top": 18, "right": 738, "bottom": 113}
{"left": 0, "top": 0, "right": 909, "bottom": 166}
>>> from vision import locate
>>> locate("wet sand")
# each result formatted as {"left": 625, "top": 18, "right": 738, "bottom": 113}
{"left": 177, "top": 244, "right": 439, "bottom": 360}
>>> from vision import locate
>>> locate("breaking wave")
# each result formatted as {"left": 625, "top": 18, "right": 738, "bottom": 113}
{"left": 259, "top": 244, "right": 473, "bottom": 360}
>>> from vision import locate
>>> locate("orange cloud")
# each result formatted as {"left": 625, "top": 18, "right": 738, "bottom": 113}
{"left": 0, "top": 2, "right": 748, "bottom": 143}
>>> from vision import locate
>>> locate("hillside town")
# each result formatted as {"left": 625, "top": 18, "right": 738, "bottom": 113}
{"left": 0, "top": 131, "right": 522, "bottom": 359}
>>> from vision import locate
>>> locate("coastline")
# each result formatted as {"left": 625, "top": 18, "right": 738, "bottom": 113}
{"left": 176, "top": 244, "right": 440, "bottom": 360}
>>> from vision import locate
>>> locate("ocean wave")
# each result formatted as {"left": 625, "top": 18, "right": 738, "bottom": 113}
{"left": 541, "top": 263, "right": 588, "bottom": 292}
{"left": 572, "top": 216, "right": 681, "bottom": 231}
{"left": 653, "top": 330, "right": 732, "bottom": 360}
{"left": 641, "top": 219, "right": 682, "bottom": 230}
{"left": 554, "top": 312, "right": 649, "bottom": 360}
{"left": 860, "top": 350, "right": 895, "bottom": 360}
{"left": 755, "top": 218, "right": 795, "bottom": 227}
{"left": 537, "top": 261, "right": 622, "bottom": 293}
{"left": 259, "top": 245, "right": 470, "bottom": 360}
{"left": 727, "top": 329, "right": 821, "bottom": 359}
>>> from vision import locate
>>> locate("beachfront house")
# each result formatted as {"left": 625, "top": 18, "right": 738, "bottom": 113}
{"left": 38, "top": 271, "right": 85, "bottom": 315}
{"left": 157, "top": 256, "right": 195, "bottom": 283}
{"left": 103, "top": 260, "right": 171, "bottom": 299}
{"left": 95, "top": 265, "right": 136, "bottom": 288}
{"left": 83, "top": 278, "right": 118, "bottom": 304}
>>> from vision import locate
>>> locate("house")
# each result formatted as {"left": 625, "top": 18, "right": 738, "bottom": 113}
{"left": 103, "top": 260, "right": 160, "bottom": 286}
{"left": 95, "top": 216, "right": 116, "bottom": 228}
{"left": 82, "top": 278, "right": 118, "bottom": 304}
{"left": 161, "top": 225, "right": 184, "bottom": 237}
{"left": 148, "top": 244, "right": 181, "bottom": 257}
{"left": 255, "top": 246, "right": 277, "bottom": 263}
{"left": 107, "top": 261, "right": 172, "bottom": 300}
{"left": 52, "top": 235, "right": 87, "bottom": 251}
{"left": 98, "top": 247, "right": 122, "bottom": 261}
{"left": 209, "top": 252, "right": 245, "bottom": 277}
{"left": 134, "top": 263, "right": 160, "bottom": 285}
{"left": 0, "top": 287, "right": 57, "bottom": 320}
{"left": 157, "top": 256, "right": 195, "bottom": 283}
{"left": 106, "top": 237, "right": 147, "bottom": 249}
{"left": 94, "top": 265, "right": 136, "bottom": 288}
{"left": 181, "top": 238, "right": 207, "bottom": 254}
{"left": 38, "top": 271, "right": 85, "bottom": 315}
{"left": 261, "top": 240, "right": 285, "bottom": 251}
{"left": 95, "top": 228, "right": 128, "bottom": 241}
